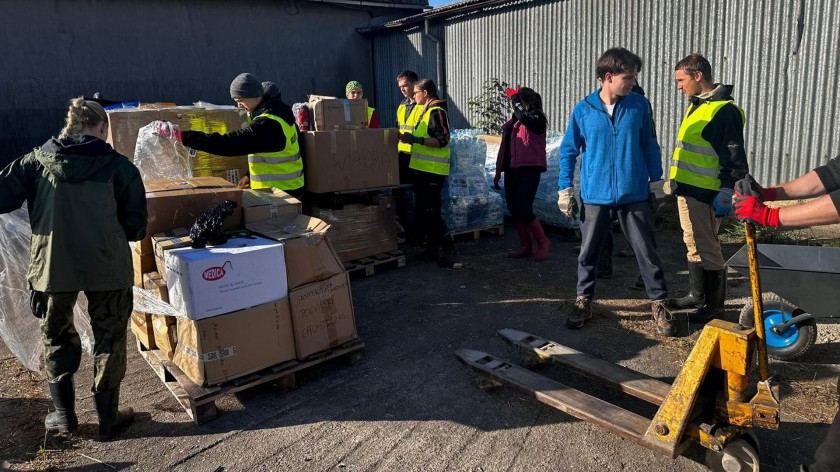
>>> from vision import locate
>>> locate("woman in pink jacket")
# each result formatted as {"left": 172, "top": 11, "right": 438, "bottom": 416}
{"left": 494, "top": 87, "right": 551, "bottom": 261}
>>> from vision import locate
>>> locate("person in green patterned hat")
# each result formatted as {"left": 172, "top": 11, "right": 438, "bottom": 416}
{"left": 345, "top": 81, "right": 380, "bottom": 128}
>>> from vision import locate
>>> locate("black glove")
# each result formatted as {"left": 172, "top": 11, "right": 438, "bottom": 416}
{"left": 29, "top": 291, "right": 47, "bottom": 319}
{"left": 399, "top": 133, "right": 423, "bottom": 145}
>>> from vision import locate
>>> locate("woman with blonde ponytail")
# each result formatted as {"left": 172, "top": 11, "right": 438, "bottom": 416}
{"left": 0, "top": 96, "right": 147, "bottom": 441}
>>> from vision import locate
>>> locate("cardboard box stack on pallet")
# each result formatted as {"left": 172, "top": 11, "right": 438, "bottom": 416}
{"left": 130, "top": 177, "right": 358, "bottom": 387}
{"left": 303, "top": 96, "right": 401, "bottom": 262}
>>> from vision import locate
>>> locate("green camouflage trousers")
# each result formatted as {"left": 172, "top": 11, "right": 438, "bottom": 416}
{"left": 31, "top": 288, "right": 133, "bottom": 392}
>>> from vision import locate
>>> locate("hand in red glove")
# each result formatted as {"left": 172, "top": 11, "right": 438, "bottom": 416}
{"left": 733, "top": 190, "right": 781, "bottom": 227}
{"left": 153, "top": 121, "right": 182, "bottom": 142}
{"left": 734, "top": 176, "right": 778, "bottom": 201}
{"left": 505, "top": 87, "right": 520, "bottom": 100}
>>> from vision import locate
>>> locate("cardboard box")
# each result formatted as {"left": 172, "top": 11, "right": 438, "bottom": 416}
{"left": 152, "top": 228, "right": 192, "bottom": 282}
{"left": 242, "top": 188, "right": 302, "bottom": 224}
{"left": 289, "top": 272, "right": 357, "bottom": 359}
{"left": 247, "top": 214, "right": 344, "bottom": 290}
{"left": 107, "top": 106, "right": 248, "bottom": 184}
{"left": 136, "top": 177, "right": 243, "bottom": 255}
{"left": 173, "top": 299, "right": 297, "bottom": 386}
{"left": 309, "top": 98, "right": 368, "bottom": 130}
{"left": 152, "top": 315, "right": 178, "bottom": 359}
{"left": 132, "top": 248, "right": 157, "bottom": 287}
{"left": 310, "top": 196, "right": 398, "bottom": 262}
{"left": 302, "top": 129, "right": 399, "bottom": 193}
{"left": 142, "top": 271, "right": 169, "bottom": 304}
{"left": 131, "top": 311, "right": 156, "bottom": 350}
{"left": 165, "top": 236, "right": 287, "bottom": 320}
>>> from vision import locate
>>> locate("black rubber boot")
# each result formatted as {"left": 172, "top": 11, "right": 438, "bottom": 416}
{"left": 671, "top": 261, "right": 706, "bottom": 308}
{"left": 691, "top": 269, "right": 727, "bottom": 323}
{"left": 94, "top": 387, "right": 135, "bottom": 442}
{"left": 45, "top": 377, "right": 79, "bottom": 432}
{"left": 437, "top": 234, "right": 459, "bottom": 269}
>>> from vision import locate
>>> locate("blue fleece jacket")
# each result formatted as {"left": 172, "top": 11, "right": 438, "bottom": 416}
{"left": 559, "top": 89, "right": 662, "bottom": 205}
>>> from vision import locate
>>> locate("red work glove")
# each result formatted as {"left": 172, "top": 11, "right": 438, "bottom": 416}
{"left": 733, "top": 190, "right": 781, "bottom": 227}
{"left": 735, "top": 176, "right": 778, "bottom": 201}
{"left": 153, "top": 121, "right": 182, "bottom": 142}
{"left": 505, "top": 87, "right": 520, "bottom": 100}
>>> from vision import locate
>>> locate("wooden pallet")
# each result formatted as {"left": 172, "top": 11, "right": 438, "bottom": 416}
{"left": 137, "top": 338, "right": 365, "bottom": 424}
{"left": 451, "top": 224, "right": 505, "bottom": 241}
{"left": 343, "top": 250, "right": 406, "bottom": 277}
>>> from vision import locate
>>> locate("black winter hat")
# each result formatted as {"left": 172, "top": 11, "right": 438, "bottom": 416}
{"left": 230, "top": 73, "right": 264, "bottom": 99}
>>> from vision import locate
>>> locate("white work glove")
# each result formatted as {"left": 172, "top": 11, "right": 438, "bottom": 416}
{"left": 649, "top": 180, "right": 667, "bottom": 200}
{"left": 557, "top": 188, "right": 579, "bottom": 220}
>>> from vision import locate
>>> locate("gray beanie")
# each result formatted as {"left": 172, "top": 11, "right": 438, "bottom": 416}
{"left": 230, "top": 73, "right": 264, "bottom": 99}
{"left": 262, "top": 81, "right": 281, "bottom": 99}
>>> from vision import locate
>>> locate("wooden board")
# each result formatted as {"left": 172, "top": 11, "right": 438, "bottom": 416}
{"left": 451, "top": 224, "right": 505, "bottom": 241}
{"left": 343, "top": 250, "right": 406, "bottom": 278}
{"left": 138, "top": 338, "right": 365, "bottom": 424}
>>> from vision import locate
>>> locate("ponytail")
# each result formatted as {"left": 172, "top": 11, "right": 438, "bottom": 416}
{"left": 59, "top": 97, "right": 108, "bottom": 139}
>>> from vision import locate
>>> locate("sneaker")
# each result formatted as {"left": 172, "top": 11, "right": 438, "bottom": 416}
{"left": 651, "top": 299, "right": 675, "bottom": 337}
{"left": 565, "top": 296, "right": 593, "bottom": 329}
{"left": 630, "top": 275, "right": 645, "bottom": 291}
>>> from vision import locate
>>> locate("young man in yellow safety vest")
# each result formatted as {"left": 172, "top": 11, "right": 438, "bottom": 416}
{"left": 669, "top": 54, "right": 748, "bottom": 322}
{"left": 394, "top": 70, "right": 424, "bottom": 242}
{"left": 156, "top": 72, "right": 304, "bottom": 197}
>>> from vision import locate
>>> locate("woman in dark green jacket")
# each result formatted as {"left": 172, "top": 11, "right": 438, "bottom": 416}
{"left": 0, "top": 97, "right": 147, "bottom": 441}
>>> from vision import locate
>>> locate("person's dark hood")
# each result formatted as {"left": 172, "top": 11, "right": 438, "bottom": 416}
{"left": 252, "top": 97, "right": 295, "bottom": 125}
{"left": 689, "top": 83, "right": 735, "bottom": 107}
{"left": 35, "top": 135, "right": 119, "bottom": 183}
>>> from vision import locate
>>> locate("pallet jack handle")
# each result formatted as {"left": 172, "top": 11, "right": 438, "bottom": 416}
{"left": 744, "top": 222, "right": 770, "bottom": 381}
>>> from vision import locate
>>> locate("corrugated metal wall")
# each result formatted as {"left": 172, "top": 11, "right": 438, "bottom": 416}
{"left": 0, "top": 0, "right": 419, "bottom": 167}
{"left": 372, "top": 0, "right": 840, "bottom": 184}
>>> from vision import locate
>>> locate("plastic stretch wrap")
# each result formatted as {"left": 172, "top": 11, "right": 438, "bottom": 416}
{"left": 310, "top": 196, "right": 397, "bottom": 262}
{"left": 449, "top": 129, "right": 488, "bottom": 173}
{"left": 134, "top": 121, "right": 193, "bottom": 181}
{"left": 443, "top": 168, "right": 504, "bottom": 232}
{"left": 0, "top": 209, "right": 94, "bottom": 372}
{"left": 132, "top": 286, "right": 184, "bottom": 319}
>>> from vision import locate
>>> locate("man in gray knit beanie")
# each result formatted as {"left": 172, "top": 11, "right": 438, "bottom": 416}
{"left": 229, "top": 73, "right": 264, "bottom": 99}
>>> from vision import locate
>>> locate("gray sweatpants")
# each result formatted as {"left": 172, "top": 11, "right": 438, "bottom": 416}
{"left": 577, "top": 200, "right": 668, "bottom": 300}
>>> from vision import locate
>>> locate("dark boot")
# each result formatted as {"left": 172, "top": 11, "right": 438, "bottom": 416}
{"left": 45, "top": 377, "right": 78, "bottom": 432}
{"left": 528, "top": 219, "right": 551, "bottom": 262}
{"left": 438, "top": 234, "right": 461, "bottom": 269}
{"left": 671, "top": 262, "right": 706, "bottom": 308}
{"left": 651, "top": 299, "right": 675, "bottom": 337}
{"left": 508, "top": 221, "right": 533, "bottom": 258}
{"left": 691, "top": 269, "right": 727, "bottom": 323}
{"left": 94, "top": 387, "right": 135, "bottom": 442}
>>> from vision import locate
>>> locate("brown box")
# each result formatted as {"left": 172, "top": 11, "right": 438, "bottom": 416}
{"left": 310, "top": 196, "right": 398, "bottom": 262}
{"left": 246, "top": 214, "right": 344, "bottom": 290}
{"left": 151, "top": 228, "right": 192, "bottom": 282}
{"left": 131, "top": 311, "right": 156, "bottom": 350}
{"left": 289, "top": 272, "right": 357, "bottom": 359}
{"left": 242, "top": 188, "right": 302, "bottom": 224}
{"left": 152, "top": 315, "right": 178, "bottom": 359}
{"left": 142, "top": 271, "right": 169, "bottom": 304}
{"left": 309, "top": 98, "right": 368, "bottom": 131}
{"left": 132, "top": 248, "right": 156, "bottom": 287}
{"left": 302, "top": 129, "right": 399, "bottom": 193}
{"left": 137, "top": 177, "right": 243, "bottom": 255}
{"left": 107, "top": 106, "right": 249, "bottom": 184}
{"left": 173, "top": 299, "right": 297, "bottom": 387}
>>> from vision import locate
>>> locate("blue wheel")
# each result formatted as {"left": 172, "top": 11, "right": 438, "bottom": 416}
{"left": 738, "top": 293, "right": 817, "bottom": 361}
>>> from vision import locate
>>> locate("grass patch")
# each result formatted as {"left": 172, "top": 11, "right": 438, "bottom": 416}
{"left": 719, "top": 221, "right": 835, "bottom": 246}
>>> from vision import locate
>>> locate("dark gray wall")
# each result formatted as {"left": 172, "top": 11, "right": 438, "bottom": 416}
{"left": 1, "top": 0, "right": 418, "bottom": 166}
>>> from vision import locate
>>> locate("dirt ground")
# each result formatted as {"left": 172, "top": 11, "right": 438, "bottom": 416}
{"left": 2, "top": 212, "right": 839, "bottom": 471}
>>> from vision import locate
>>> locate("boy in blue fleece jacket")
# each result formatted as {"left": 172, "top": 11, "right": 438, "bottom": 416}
{"left": 558, "top": 47, "right": 673, "bottom": 336}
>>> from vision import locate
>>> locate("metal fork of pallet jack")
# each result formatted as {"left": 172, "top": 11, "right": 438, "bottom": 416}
{"left": 456, "top": 223, "right": 779, "bottom": 470}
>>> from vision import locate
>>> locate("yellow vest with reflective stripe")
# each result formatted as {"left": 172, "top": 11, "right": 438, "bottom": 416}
{"left": 367, "top": 107, "right": 375, "bottom": 127}
{"left": 409, "top": 106, "right": 450, "bottom": 176}
{"left": 396, "top": 102, "right": 422, "bottom": 153}
{"left": 248, "top": 113, "right": 304, "bottom": 190}
{"left": 670, "top": 100, "right": 745, "bottom": 191}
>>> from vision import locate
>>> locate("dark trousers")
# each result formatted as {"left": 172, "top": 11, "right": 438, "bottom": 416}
{"left": 32, "top": 288, "right": 133, "bottom": 392}
{"left": 414, "top": 171, "right": 448, "bottom": 249}
{"left": 394, "top": 152, "right": 415, "bottom": 232}
{"left": 808, "top": 379, "right": 840, "bottom": 471}
{"left": 503, "top": 167, "right": 541, "bottom": 224}
{"left": 578, "top": 201, "right": 667, "bottom": 300}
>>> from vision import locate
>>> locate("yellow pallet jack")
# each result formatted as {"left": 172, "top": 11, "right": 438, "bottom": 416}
{"left": 456, "top": 223, "right": 779, "bottom": 471}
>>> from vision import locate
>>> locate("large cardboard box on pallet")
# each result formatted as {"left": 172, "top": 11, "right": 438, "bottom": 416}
{"left": 289, "top": 272, "right": 357, "bottom": 359}
{"left": 302, "top": 129, "right": 399, "bottom": 193}
{"left": 241, "top": 188, "right": 302, "bottom": 224}
{"left": 142, "top": 272, "right": 178, "bottom": 359}
{"left": 174, "top": 299, "right": 297, "bottom": 386}
{"left": 152, "top": 228, "right": 192, "bottom": 283}
{"left": 310, "top": 196, "right": 398, "bottom": 262}
{"left": 164, "top": 236, "right": 287, "bottom": 320}
{"left": 308, "top": 98, "right": 368, "bottom": 131}
{"left": 107, "top": 106, "right": 249, "bottom": 183}
{"left": 246, "top": 214, "right": 344, "bottom": 290}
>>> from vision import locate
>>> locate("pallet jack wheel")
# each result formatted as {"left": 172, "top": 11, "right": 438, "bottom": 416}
{"left": 704, "top": 437, "right": 760, "bottom": 472}
{"left": 738, "top": 293, "right": 817, "bottom": 361}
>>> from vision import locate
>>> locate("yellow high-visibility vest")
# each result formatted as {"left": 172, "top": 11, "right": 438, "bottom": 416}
{"left": 248, "top": 113, "right": 304, "bottom": 190}
{"left": 396, "top": 102, "right": 422, "bottom": 153}
{"left": 670, "top": 100, "right": 745, "bottom": 191}
{"left": 409, "top": 105, "right": 450, "bottom": 176}
{"left": 367, "top": 107, "right": 374, "bottom": 127}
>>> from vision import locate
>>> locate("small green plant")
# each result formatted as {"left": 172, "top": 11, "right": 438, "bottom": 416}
{"left": 466, "top": 78, "right": 510, "bottom": 134}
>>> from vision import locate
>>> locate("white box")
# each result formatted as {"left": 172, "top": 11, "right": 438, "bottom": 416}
{"left": 165, "top": 237, "right": 287, "bottom": 320}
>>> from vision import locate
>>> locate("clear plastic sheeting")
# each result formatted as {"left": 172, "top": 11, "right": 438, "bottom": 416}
{"left": 449, "top": 129, "right": 488, "bottom": 173}
{"left": 132, "top": 286, "right": 185, "bottom": 319}
{"left": 443, "top": 168, "right": 504, "bottom": 232}
{"left": 133, "top": 121, "right": 193, "bottom": 181}
{"left": 0, "top": 209, "right": 94, "bottom": 373}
